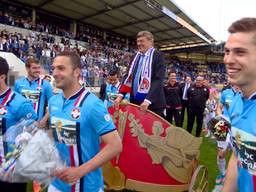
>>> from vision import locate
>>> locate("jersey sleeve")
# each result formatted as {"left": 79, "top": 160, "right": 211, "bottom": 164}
{"left": 220, "top": 91, "right": 226, "bottom": 105}
{"left": 89, "top": 100, "right": 115, "bottom": 136}
{"left": 44, "top": 80, "right": 54, "bottom": 101}
{"left": 16, "top": 100, "right": 38, "bottom": 121}
{"left": 14, "top": 80, "right": 20, "bottom": 93}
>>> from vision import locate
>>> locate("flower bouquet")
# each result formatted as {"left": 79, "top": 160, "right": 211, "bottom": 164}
{"left": 207, "top": 115, "right": 231, "bottom": 141}
{"left": 0, "top": 119, "right": 64, "bottom": 187}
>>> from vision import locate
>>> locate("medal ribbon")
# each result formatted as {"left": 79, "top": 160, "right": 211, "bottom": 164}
{"left": 74, "top": 88, "right": 88, "bottom": 108}
{"left": 1, "top": 88, "right": 14, "bottom": 107}
{"left": 69, "top": 87, "right": 89, "bottom": 192}
{"left": 34, "top": 78, "right": 42, "bottom": 114}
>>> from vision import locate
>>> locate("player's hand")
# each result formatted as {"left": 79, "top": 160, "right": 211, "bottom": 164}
{"left": 114, "top": 95, "right": 123, "bottom": 110}
{"left": 52, "top": 167, "right": 83, "bottom": 184}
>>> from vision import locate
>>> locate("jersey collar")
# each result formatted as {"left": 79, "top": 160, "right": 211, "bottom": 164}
{"left": 26, "top": 77, "right": 40, "bottom": 83}
{"left": 0, "top": 88, "right": 11, "bottom": 99}
{"left": 114, "top": 81, "right": 120, "bottom": 88}
{"left": 65, "top": 87, "right": 85, "bottom": 100}
{"left": 248, "top": 92, "right": 256, "bottom": 100}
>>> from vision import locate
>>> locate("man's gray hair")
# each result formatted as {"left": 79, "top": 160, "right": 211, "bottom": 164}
{"left": 137, "top": 31, "right": 154, "bottom": 42}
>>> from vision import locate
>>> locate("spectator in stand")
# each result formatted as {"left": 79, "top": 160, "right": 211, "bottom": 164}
{"left": 0, "top": 11, "right": 4, "bottom": 23}
{"left": 0, "top": 36, "right": 8, "bottom": 52}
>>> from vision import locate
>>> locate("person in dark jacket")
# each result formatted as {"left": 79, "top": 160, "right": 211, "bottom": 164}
{"left": 114, "top": 31, "right": 166, "bottom": 117}
{"left": 180, "top": 76, "right": 192, "bottom": 126}
{"left": 164, "top": 71, "right": 182, "bottom": 126}
{"left": 187, "top": 75, "right": 209, "bottom": 137}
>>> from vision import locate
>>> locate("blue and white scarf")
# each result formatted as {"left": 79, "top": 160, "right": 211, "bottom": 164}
{"left": 121, "top": 47, "right": 154, "bottom": 101}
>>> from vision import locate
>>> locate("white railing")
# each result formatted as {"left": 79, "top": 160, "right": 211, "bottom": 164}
{"left": 0, "top": 24, "right": 89, "bottom": 48}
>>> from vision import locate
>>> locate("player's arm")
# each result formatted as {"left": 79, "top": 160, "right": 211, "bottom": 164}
{"left": 215, "top": 92, "right": 223, "bottom": 116}
{"left": 14, "top": 81, "right": 19, "bottom": 93}
{"left": 216, "top": 102, "right": 223, "bottom": 116}
{"left": 17, "top": 101, "right": 37, "bottom": 120}
{"left": 222, "top": 152, "right": 238, "bottom": 192}
{"left": 79, "top": 130, "right": 122, "bottom": 175}
{"left": 45, "top": 81, "right": 54, "bottom": 100}
{"left": 53, "top": 130, "right": 122, "bottom": 184}
{"left": 114, "top": 94, "right": 123, "bottom": 110}
{"left": 39, "top": 110, "right": 50, "bottom": 129}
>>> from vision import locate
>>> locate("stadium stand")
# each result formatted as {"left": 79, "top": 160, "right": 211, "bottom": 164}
{"left": 0, "top": 0, "right": 227, "bottom": 87}
{"left": 0, "top": 1, "right": 232, "bottom": 191}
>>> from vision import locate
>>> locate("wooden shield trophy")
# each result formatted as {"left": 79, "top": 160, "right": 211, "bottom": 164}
{"left": 103, "top": 103, "right": 203, "bottom": 192}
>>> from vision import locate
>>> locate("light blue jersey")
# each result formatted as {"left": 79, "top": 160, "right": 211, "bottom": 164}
{"left": 48, "top": 87, "right": 115, "bottom": 192}
{"left": 229, "top": 93, "right": 256, "bottom": 191}
{"left": 104, "top": 82, "right": 129, "bottom": 108}
{"left": 0, "top": 88, "right": 37, "bottom": 161}
{"left": 104, "top": 83, "right": 120, "bottom": 107}
{"left": 220, "top": 88, "right": 237, "bottom": 117}
{"left": 14, "top": 77, "right": 53, "bottom": 120}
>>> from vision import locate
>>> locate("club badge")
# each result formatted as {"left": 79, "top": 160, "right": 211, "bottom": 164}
{"left": 71, "top": 108, "right": 81, "bottom": 120}
{"left": 140, "top": 78, "right": 150, "bottom": 90}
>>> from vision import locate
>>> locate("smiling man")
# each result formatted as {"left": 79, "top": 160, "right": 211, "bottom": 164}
{"left": 14, "top": 58, "right": 53, "bottom": 120}
{"left": 222, "top": 18, "right": 256, "bottom": 192}
{"left": 48, "top": 51, "right": 122, "bottom": 192}
{"left": 114, "top": 31, "right": 166, "bottom": 116}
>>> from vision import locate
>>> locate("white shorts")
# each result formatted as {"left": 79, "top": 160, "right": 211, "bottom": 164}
{"left": 217, "top": 133, "right": 231, "bottom": 150}
{"left": 48, "top": 184, "right": 104, "bottom": 192}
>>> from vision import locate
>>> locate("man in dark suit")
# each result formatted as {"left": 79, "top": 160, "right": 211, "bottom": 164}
{"left": 186, "top": 75, "right": 209, "bottom": 137}
{"left": 180, "top": 76, "right": 192, "bottom": 126}
{"left": 114, "top": 31, "right": 166, "bottom": 117}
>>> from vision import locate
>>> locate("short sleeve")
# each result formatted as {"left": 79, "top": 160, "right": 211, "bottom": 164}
{"left": 88, "top": 100, "right": 115, "bottom": 136}
{"left": 220, "top": 91, "right": 226, "bottom": 105}
{"left": 16, "top": 101, "right": 37, "bottom": 121}
{"left": 14, "top": 80, "right": 20, "bottom": 93}
{"left": 43, "top": 80, "right": 54, "bottom": 101}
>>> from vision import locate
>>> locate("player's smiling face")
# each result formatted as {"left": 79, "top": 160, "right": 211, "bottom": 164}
{"left": 224, "top": 32, "right": 256, "bottom": 96}
{"left": 27, "top": 63, "right": 41, "bottom": 80}
{"left": 52, "top": 56, "right": 80, "bottom": 90}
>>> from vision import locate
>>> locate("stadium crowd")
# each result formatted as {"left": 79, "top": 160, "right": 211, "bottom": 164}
{"left": 168, "top": 57, "right": 227, "bottom": 84}
{"left": 0, "top": 8, "right": 227, "bottom": 87}
{"left": 1, "top": 2, "right": 255, "bottom": 192}
{"left": 0, "top": 27, "right": 132, "bottom": 86}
